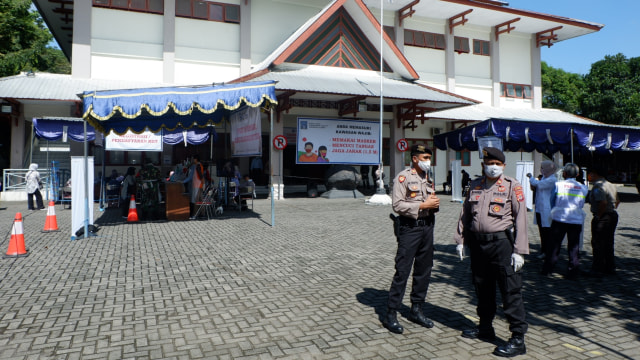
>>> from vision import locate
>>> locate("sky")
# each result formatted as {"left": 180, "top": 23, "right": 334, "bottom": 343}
{"left": 510, "top": 0, "right": 640, "bottom": 75}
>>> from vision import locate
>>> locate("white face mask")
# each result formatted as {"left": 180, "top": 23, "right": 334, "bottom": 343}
{"left": 484, "top": 164, "right": 504, "bottom": 178}
{"left": 418, "top": 160, "right": 431, "bottom": 172}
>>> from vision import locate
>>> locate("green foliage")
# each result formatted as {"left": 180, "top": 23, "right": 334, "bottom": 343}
{"left": 541, "top": 61, "right": 584, "bottom": 114}
{"left": 0, "top": 0, "right": 70, "bottom": 77}
{"left": 543, "top": 54, "right": 640, "bottom": 127}
{"left": 581, "top": 53, "right": 640, "bottom": 126}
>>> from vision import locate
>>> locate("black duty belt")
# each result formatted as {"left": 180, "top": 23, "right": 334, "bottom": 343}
{"left": 399, "top": 215, "right": 434, "bottom": 227}
{"left": 474, "top": 229, "right": 510, "bottom": 242}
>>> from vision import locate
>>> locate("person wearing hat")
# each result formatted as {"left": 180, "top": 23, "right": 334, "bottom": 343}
{"left": 586, "top": 165, "right": 620, "bottom": 276}
{"left": 454, "top": 146, "right": 529, "bottom": 357}
{"left": 383, "top": 144, "right": 440, "bottom": 334}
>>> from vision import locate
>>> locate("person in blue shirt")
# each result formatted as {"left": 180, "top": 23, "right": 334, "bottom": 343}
{"left": 542, "top": 163, "right": 588, "bottom": 279}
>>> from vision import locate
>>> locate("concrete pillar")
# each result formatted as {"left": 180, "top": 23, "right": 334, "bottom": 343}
{"left": 490, "top": 28, "right": 501, "bottom": 107}
{"left": 240, "top": 0, "right": 252, "bottom": 76}
{"left": 389, "top": 107, "right": 405, "bottom": 184}
{"left": 163, "top": 0, "right": 176, "bottom": 84}
{"left": 10, "top": 105, "right": 25, "bottom": 169}
{"left": 269, "top": 111, "right": 285, "bottom": 200}
{"left": 531, "top": 35, "right": 542, "bottom": 109}
{"left": 445, "top": 25, "right": 455, "bottom": 92}
{"left": 71, "top": 1, "right": 92, "bottom": 79}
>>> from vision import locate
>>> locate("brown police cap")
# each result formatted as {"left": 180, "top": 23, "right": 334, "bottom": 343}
{"left": 410, "top": 144, "right": 432, "bottom": 156}
{"left": 482, "top": 147, "right": 505, "bottom": 163}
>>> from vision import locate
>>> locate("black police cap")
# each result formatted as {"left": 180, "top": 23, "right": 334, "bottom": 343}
{"left": 482, "top": 147, "right": 505, "bottom": 163}
{"left": 410, "top": 144, "right": 432, "bottom": 156}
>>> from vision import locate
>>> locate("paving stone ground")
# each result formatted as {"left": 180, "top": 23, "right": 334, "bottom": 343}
{"left": 0, "top": 186, "right": 638, "bottom": 359}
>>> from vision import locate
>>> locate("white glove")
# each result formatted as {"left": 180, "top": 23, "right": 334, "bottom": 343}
{"left": 511, "top": 253, "right": 524, "bottom": 272}
{"left": 456, "top": 244, "right": 464, "bottom": 260}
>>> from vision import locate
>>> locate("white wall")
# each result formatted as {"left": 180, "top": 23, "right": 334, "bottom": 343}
{"left": 251, "top": 1, "right": 330, "bottom": 64}
{"left": 499, "top": 33, "right": 532, "bottom": 85}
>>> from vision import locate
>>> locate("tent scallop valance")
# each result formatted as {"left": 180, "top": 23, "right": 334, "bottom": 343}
{"left": 434, "top": 118, "right": 640, "bottom": 155}
{"left": 81, "top": 81, "right": 278, "bottom": 135}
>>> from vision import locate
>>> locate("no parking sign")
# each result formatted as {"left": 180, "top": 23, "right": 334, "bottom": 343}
{"left": 273, "top": 135, "right": 287, "bottom": 150}
{"left": 396, "top": 139, "right": 409, "bottom": 152}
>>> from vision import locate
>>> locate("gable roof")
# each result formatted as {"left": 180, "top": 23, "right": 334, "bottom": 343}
{"left": 252, "top": 0, "right": 419, "bottom": 80}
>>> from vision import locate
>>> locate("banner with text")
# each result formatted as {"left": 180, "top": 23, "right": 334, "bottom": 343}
{"left": 105, "top": 129, "right": 163, "bottom": 151}
{"left": 296, "top": 117, "right": 379, "bottom": 165}
{"left": 231, "top": 106, "right": 262, "bottom": 157}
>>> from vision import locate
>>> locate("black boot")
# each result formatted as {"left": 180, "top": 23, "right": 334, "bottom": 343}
{"left": 493, "top": 334, "right": 526, "bottom": 357}
{"left": 383, "top": 308, "right": 404, "bottom": 334}
{"left": 461, "top": 326, "right": 495, "bottom": 341}
{"left": 408, "top": 303, "right": 434, "bottom": 328}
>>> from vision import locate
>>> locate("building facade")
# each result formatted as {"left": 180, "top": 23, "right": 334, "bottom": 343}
{"left": 1, "top": 0, "right": 602, "bottom": 196}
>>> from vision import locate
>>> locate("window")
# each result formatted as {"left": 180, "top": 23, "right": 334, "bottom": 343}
{"left": 404, "top": 29, "right": 445, "bottom": 50}
{"left": 403, "top": 140, "right": 436, "bottom": 167}
{"left": 456, "top": 150, "right": 471, "bottom": 166}
{"left": 473, "top": 39, "right": 490, "bottom": 56}
{"left": 93, "top": 0, "right": 164, "bottom": 14}
{"left": 176, "top": 0, "right": 240, "bottom": 23}
{"left": 454, "top": 36, "right": 470, "bottom": 54}
{"left": 500, "top": 82, "right": 533, "bottom": 99}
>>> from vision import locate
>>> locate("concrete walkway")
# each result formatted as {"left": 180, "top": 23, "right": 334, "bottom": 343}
{"left": 0, "top": 186, "right": 638, "bottom": 359}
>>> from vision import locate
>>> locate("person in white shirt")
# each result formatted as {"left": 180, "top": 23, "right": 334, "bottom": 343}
{"left": 527, "top": 160, "right": 558, "bottom": 259}
{"left": 542, "top": 163, "right": 589, "bottom": 279}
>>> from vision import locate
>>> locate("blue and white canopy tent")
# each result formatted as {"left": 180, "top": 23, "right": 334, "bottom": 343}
{"left": 434, "top": 117, "right": 640, "bottom": 158}
{"left": 32, "top": 117, "right": 218, "bottom": 207}
{"left": 73, "top": 80, "right": 278, "bottom": 238}
{"left": 33, "top": 116, "right": 217, "bottom": 145}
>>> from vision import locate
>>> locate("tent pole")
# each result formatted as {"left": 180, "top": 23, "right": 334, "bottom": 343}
{"left": 30, "top": 121, "right": 34, "bottom": 167}
{"left": 570, "top": 127, "right": 574, "bottom": 163}
{"left": 99, "top": 145, "right": 106, "bottom": 210}
{"left": 270, "top": 107, "right": 275, "bottom": 227}
{"left": 46, "top": 140, "right": 50, "bottom": 200}
{"left": 83, "top": 120, "right": 89, "bottom": 239}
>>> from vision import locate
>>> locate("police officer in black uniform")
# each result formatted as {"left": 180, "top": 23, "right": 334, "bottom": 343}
{"left": 383, "top": 144, "right": 440, "bottom": 334}
{"left": 454, "top": 147, "right": 529, "bottom": 357}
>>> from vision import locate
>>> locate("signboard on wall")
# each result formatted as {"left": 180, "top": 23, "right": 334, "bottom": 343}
{"left": 230, "top": 106, "right": 262, "bottom": 157}
{"left": 296, "top": 117, "right": 380, "bottom": 165}
{"left": 105, "top": 129, "right": 163, "bottom": 151}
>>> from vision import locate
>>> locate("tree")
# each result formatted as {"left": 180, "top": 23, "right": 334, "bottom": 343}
{"left": 541, "top": 61, "right": 584, "bottom": 114}
{"left": 581, "top": 53, "right": 640, "bottom": 126}
{"left": 0, "top": 0, "right": 70, "bottom": 77}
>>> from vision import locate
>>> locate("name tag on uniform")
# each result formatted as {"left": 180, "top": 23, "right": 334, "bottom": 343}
{"left": 469, "top": 190, "right": 482, "bottom": 202}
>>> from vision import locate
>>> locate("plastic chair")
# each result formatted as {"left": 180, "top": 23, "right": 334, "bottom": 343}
{"left": 238, "top": 185, "right": 255, "bottom": 211}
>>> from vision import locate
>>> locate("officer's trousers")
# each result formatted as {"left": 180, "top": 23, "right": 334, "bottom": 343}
{"left": 591, "top": 211, "right": 618, "bottom": 274}
{"left": 469, "top": 234, "right": 527, "bottom": 335}
{"left": 387, "top": 221, "right": 434, "bottom": 310}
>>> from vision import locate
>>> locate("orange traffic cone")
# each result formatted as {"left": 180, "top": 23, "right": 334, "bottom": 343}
{"left": 43, "top": 200, "right": 59, "bottom": 232}
{"left": 127, "top": 195, "right": 139, "bottom": 222}
{"left": 4, "top": 213, "right": 29, "bottom": 258}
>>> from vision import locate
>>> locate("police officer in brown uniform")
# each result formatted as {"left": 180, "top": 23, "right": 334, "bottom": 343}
{"left": 454, "top": 147, "right": 529, "bottom": 357}
{"left": 383, "top": 144, "right": 440, "bottom": 334}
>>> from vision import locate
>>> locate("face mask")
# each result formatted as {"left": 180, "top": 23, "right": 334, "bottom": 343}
{"left": 418, "top": 160, "right": 431, "bottom": 172}
{"left": 484, "top": 164, "right": 503, "bottom": 178}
